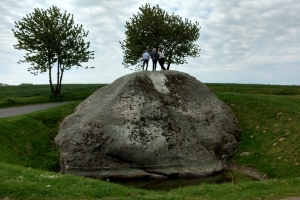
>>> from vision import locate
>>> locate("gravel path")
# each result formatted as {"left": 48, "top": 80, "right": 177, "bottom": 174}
{"left": 0, "top": 102, "right": 71, "bottom": 118}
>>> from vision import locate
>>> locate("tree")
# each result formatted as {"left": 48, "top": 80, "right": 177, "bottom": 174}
{"left": 120, "top": 4, "right": 201, "bottom": 70}
{"left": 12, "top": 6, "right": 94, "bottom": 96}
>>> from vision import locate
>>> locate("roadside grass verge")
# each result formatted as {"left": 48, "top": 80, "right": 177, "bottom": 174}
{"left": 0, "top": 101, "right": 80, "bottom": 171}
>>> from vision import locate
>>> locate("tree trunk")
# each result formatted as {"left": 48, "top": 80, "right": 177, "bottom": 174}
{"left": 59, "top": 68, "right": 64, "bottom": 95}
{"left": 54, "top": 48, "right": 62, "bottom": 96}
{"left": 55, "top": 61, "right": 60, "bottom": 96}
{"left": 48, "top": 53, "right": 55, "bottom": 95}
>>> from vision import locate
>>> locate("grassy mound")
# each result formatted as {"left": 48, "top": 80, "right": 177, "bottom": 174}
{"left": 0, "top": 83, "right": 300, "bottom": 199}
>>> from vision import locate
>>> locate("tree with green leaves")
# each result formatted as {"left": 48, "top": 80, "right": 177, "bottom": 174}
{"left": 120, "top": 4, "right": 201, "bottom": 70}
{"left": 12, "top": 6, "right": 94, "bottom": 96}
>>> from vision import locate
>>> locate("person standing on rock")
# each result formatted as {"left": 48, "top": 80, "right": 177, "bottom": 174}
{"left": 158, "top": 48, "right": 166, "bottom": 70}
{"left": 151, "top": 48, "right": 159, "bottom": 71}
{"left": 142, "top": 50, "right": 150, "bottom": 71}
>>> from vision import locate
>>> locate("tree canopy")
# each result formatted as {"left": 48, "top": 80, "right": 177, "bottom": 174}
{"left": 120, "top": 4, "right": 201, "bottom": 70}
{"left": 12, "top": 6, "right": 94, "bottom": 96}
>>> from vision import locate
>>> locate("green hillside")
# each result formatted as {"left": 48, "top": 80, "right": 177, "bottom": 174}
{"left": 0, "top": 83, "right": 300, "bottom": 199}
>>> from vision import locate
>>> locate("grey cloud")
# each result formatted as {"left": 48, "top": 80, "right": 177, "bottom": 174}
{"left": 0, "top": 0, "right": 299, "bottom": 85}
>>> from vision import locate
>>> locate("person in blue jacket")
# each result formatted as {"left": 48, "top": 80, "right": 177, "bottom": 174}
{"left": 142, "top": 50, "right": 150, "bottom": 71}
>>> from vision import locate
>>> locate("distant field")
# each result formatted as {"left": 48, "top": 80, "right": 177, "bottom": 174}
{"left": 1, "top": 83, "right": 300, "bottom": 108}
{"left": 1, "top": 83, "right": 300, "bottom": 199}
{"left": 0, "top": 84, "right": 107, "bottom": 108}
{"left": 206, "top": 83, "right": 300, "bottom": 95}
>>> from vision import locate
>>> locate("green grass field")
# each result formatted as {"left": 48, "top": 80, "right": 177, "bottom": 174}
{"left": 0, "top": 84, "right": 107, "bottom": 108}
{"left": 0, "top": 83, "right": 300, "bottom": 199}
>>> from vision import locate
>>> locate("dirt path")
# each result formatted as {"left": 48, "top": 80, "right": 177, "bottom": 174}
{"left": 225, "top": 162, "right": 270, "bottom": 181}
{"left": 226, "top": 163, "right": 300, "bottom": 200}
{"left": 0, "top": 102, "right": 71, "bottom": 118}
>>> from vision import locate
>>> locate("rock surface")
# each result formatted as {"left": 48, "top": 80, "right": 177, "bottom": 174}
{"left": 54, "top": 70, "right": 241, "bottom": 179}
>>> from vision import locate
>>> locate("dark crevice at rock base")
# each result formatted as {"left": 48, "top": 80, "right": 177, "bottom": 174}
{"left": 107, "top": 170, "right": 260, "bottom": 191}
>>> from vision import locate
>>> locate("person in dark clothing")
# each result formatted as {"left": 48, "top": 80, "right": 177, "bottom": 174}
{"left": 151, "top": 48, "right": 159, "bottom": 71}
{"left": 158, "top": 48, "right": 166, "bottom": 70}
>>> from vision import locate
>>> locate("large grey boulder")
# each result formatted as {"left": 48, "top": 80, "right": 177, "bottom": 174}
{"left": 54, "top": 70, "right": 240, "bottom": 179}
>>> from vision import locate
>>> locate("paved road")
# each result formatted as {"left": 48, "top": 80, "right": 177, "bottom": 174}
{"left": 0, "top": 102, "right": 71, "bottom": 118}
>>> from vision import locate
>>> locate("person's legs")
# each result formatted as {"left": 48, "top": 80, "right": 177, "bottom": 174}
{"left": 142, "top": 60, "right": 146, "bottom": 70}
{"left": 158, "top": 59, "right": 162, "bottom": 68}
{"left": 161, "top": 58, "right": 166, "bottom": 70}
{"left": 153, "top": 60, "right": 157, "bottom": 71}
{"left": 159, "top": 59, "right": 163, "bottom": 70}
{"left": 152, "top": 60, "right": 155, "bottom": 71}
{"left": 145, "top": 60, "right": 149, "bottom": 71}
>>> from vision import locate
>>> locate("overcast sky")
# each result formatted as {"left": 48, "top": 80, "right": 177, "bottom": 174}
{"left": 0, "top": 0, "right": 299, "bottom": 85}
